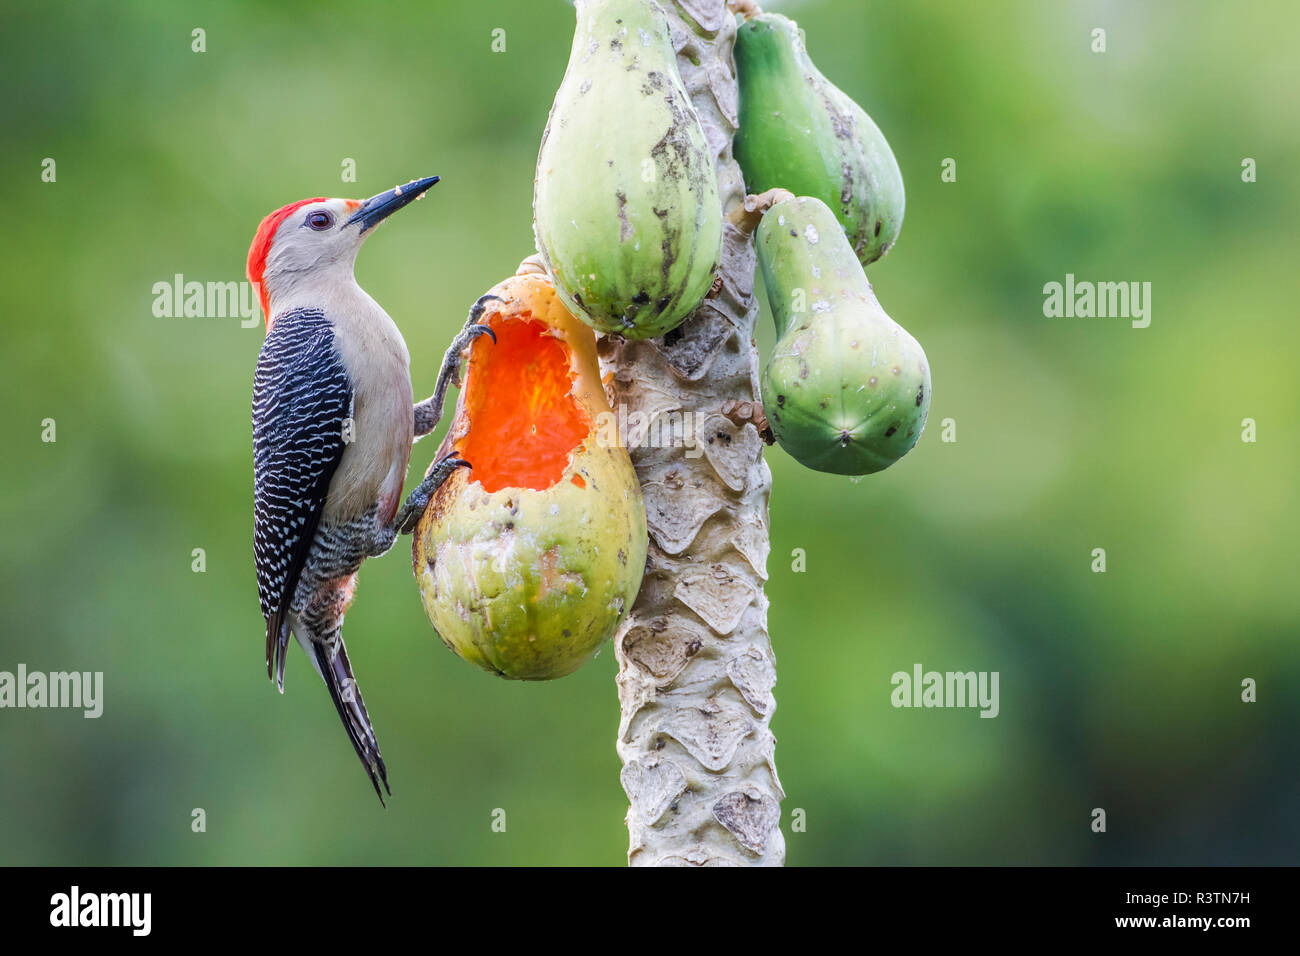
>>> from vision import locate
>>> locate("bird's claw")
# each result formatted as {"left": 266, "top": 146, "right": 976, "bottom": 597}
{"left": 395, "top": 454, "right": 471, "bottom": 535}
{"left": 468, "top": 322, "right": 497, "bottom": 345}
{"left": 450, "top": 323, "right": 496, "bottom": 387}
{"left": 450, "top": 294, "right": 501, "bottom": 384}
{"left": 413, "top": 298, "right": 500, "bottom": 440}
{"left": 467, "top": 293, "right": 502, "bottom": 327}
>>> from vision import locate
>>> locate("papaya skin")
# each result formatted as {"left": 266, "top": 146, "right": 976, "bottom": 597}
{"left": 758, "top": 197, "right": 930, "bottom": 475}
{"left": 412, "top": 273, "right": 648, "bottom": 680}
{"left": 533, "top": 0, "right": 723, "bottom": 339}
{"left": 734, "top": 12, "right": 905, "bottom": 267}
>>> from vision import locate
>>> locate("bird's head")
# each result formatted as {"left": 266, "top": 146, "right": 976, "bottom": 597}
{"left": 246, "top": 175, "right": 439, "bottom": 327}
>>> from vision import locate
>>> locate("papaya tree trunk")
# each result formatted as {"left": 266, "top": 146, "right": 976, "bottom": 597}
{"left": 596, "top": 0, "right": 784, "bottom": 866}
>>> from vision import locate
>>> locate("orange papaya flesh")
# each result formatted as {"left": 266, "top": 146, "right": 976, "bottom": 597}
{"left": 458, "top": 312, "right": 590, "bottom": 493}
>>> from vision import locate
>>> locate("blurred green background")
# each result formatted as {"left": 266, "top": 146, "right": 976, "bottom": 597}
{"left": 1, "top": 0, "right": 1296, "bottom": 865}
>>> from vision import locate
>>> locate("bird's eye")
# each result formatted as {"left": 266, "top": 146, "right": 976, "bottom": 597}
{"left": 306, "top": 211, "right": 334, "bottom": 231}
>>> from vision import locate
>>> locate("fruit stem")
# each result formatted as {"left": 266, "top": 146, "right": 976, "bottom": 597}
{"left": 726, "top": 0, "right": 762, "bottom": 19}
{"left": 721, "top": 399, "right": 775, "bottom": 445}
{"left": 726, "top": 187, "right": 796, "bottom": 237}
{"left": 516, "top": 253, "right": 548, "bottom": 277}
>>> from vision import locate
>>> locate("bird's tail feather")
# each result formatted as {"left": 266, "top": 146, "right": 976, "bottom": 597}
{"left": 314, "top": 640, "right": 390, "bottom": 806}
{"left": 266, "top": 613, "right": 291, "bottom": 692}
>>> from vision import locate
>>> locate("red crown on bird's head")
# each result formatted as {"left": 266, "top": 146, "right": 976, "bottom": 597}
{"left": 246, "top": 198, "right": 328, "bottom": 325}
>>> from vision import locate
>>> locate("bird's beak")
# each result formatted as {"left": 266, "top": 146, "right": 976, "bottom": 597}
{"left": 346, "top": 176, "right": 440, "bottom": 233}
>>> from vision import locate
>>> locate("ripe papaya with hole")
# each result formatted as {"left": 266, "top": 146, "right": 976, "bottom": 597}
{"left": 735, "top": 12, "right": 904, "bottom": 266}
{"left": 412, "top": 271, "right": 647, "bottom": 680}
{"left": 533, "top": 0, "right": 722, "bottom": 339}
{"left": 758, "top": 196, "right": 930, "bottom": 475}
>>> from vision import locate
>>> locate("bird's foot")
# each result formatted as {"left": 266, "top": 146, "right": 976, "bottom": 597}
{"left": 413, "top": 295, "right": 500, "bottom": 438}
{"left": 452, "top": 293, "right": 502, "bottom": 386}
{"left": 394, "top": 453, "right": 471, "bottom": 535}
{"left": 445, "top": 321, "right": 496, "bottom": 390}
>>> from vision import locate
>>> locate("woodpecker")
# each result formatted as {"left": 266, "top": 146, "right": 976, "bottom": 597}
{"left": 247, "top": 177, "right": 496, "bottom": 803}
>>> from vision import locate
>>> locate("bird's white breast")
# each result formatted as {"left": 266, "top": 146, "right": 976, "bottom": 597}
{"left": 320, "top": 284, "right": 414, "bottom": 525}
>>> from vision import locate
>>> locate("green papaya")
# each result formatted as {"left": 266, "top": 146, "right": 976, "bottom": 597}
{"left": 533, "top": 0, "right": 723, "bottom": 339}
{"left": 758, "top": 196, "right": 930, "bottom": 475}
{"left": 735, "top": 12, "right": 905, "bottom": 267}
{"left": 413, "top": 272, "right": 647, "bottom": 680}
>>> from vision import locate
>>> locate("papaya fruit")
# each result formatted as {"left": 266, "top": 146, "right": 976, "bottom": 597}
{"left": 758, "top": 196, "right": 930, "bottom": 475}
{"left": 533, "top": 0, "right": 723, "bottom": 339}
{"left": 412, "top": 271, "right": 648, "bottom": 680}
{"left": 734, "top": 12, "right": 905, "bottom": 267}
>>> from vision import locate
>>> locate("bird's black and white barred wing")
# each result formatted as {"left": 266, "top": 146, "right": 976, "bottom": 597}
{"left": 252, "top": 307, "right": 352, "bottom": 686}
